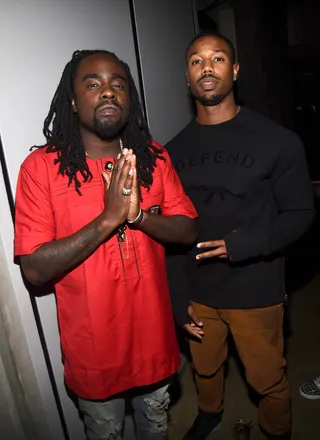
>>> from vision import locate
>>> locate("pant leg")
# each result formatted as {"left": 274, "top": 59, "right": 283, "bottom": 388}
{"left": 227, "top": 304, "right": 291, "bottom": 436}
{"left": 78, "top": 396, "right": 125, "bottom": 440}
{"left": 131, "top": 380, "right": 171, "bottom": 440}
{"left": 189, "top": 301, "right": 229, "bottom": 414}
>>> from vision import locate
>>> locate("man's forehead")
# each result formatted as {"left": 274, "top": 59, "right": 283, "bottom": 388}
{"left": 187, "top": 36, "right": 230, "bottom": 57}
{"left": 77, "top": 53, "right": 127, "bottom": 77}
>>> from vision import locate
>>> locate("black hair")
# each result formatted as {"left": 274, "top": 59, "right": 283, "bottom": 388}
{"left": 32, "top": 49, "right": 163, "bottom": 195}
{"left": 186, "top": 31, "right": 236, "bottom": 64}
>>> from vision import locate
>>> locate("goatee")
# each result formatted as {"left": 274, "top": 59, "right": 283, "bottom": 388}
{"left": 197, "top": 93, "right": 224, "bottom": 106}
{"left": 93, "top": 116, "right": 124, "bottom": 139}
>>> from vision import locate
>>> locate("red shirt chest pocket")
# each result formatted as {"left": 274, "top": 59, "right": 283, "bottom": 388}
{"left": 141, "top": 190, "right": 164, "bottom": 215}
{"left": 140, "top": 168, "right": 164, "bottom": 213}
{"left": 132, "top": 174, "right": 164, "bottom": 245}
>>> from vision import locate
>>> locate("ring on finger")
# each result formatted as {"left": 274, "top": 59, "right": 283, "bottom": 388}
{"left": 122, "top": 187, "right": 132, "bottom": 196}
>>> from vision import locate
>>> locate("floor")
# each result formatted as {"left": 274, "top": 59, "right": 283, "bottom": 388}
{"left": 168, "top": 270, "right": 320, "bottom": 440}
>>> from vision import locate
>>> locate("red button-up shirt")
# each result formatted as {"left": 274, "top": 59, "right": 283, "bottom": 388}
{"left": 14, "top": 143, "right": 197, "bottom": 399}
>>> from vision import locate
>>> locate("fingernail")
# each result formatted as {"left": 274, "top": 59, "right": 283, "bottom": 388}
{"left": 196, "top": 256, "right": 200, "bottom": 260}
{"left": 197, "top": 243, "right": 201, "bottom": 248}
{"left": 129, "top": 168, "right": 134, "bottom": 175}
{"left": 117, "top": 153, "right": 121, "bottom": 159}
{"left": 126, "top": 154, "right": 132, "bottom": 161}
{"left": 123, "top": 148, "right": 128, "bottom": 154}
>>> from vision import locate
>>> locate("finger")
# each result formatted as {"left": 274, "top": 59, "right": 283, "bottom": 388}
{"left": 122, "top": 164, "right": 135, "bottom": 193}
{"left": 197, "top": 240, "right": 224, "bottom": 249}
{"left": 121, "top": 148, "right": 132, "bottom": 156}
{"left": 102, "top": 171, "right": 111, "bottom": 190}
{"left": 131, "top": 155, "right": 138, "bottom": 194}
{"left": 117, "top": 155, "right": 132, "bottom": 184}
{"left": 189, "top": 324, "right": 205, "bottom": 335}
{"left": 184, "top": 325, "right": 204, "bottom": 341}
{"left": 189, "top": 313, "right": 203, "bottom": 327}
{"left": 113, "top": 153, "right": 127, "bottom": 180}
{"left": 196, "top": 248, "right": 225, "bottom": 260}
{"left": 114, "top": 150, "right": 132, "bottom": 177}
{"left": 190, "top": 331, "right": 204, "bottom": 340}
{"left": 131, "top": 153, "right": 136, "bottom": 169}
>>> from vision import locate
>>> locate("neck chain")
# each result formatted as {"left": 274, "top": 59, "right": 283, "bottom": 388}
{"left": 196, "top": 105, "right": 241, "bottom": 123}
{"left": 85, "top": 138, "right": 123, "bottom": 158}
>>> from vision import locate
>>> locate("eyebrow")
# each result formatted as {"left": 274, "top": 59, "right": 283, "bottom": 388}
{"left": 81, "top": 73, "right": 127, "bottom": 82}
{"left": 188, "top": 49, "right": 227, "bottom": 58}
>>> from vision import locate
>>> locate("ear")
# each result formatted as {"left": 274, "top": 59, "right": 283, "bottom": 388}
{"left": 233, "top": 63, "right": 240, "bottom": 81}
{"left": 71, "top": 98, "right": 77, "bottom": 113}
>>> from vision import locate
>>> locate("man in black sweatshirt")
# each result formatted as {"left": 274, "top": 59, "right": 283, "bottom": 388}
{"left": 166, "top": 32, "right": 315, "bottom": 440}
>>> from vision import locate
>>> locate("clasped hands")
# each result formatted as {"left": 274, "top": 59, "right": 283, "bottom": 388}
{"left": 102, "top": 148, "right": 140, "bottom": 226}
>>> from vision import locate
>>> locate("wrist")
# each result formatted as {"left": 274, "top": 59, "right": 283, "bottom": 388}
{"left": 128, "top": 208, "right": 144, "bottom": 227}
{"left": 97, "top": 214, "right": 119, "bottom": 237}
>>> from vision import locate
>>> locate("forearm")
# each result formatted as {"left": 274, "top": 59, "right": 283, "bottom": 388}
{"left": 21, "top": 214, "right": 117, "bottom": 285}
{"left": 264, "top": 209, "right": 315, "bottom": 256}
{"left": 166, "top": 247, "right": 191, "bottom": 325}
{"left": 226, "top": 208, "right": 315, "bottom": 262}
{"left": 136, "top": 213, "right": 197, "bottom": 245}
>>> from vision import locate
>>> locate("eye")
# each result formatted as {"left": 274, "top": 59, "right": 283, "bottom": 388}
{"left": 113, "top": 83, "right": 125, "bottom": 90}
{"left": 191, "top": 59, "right": 202, "bottom": 65}
{"left": 87, "top": 83, "right": 99, "bottom": 89}
{"left": 214, "top": 57, "right": 224, "bottom": 62}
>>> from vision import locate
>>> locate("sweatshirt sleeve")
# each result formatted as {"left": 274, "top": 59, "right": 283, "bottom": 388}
{"left": 166, "top": 246, "right": 191, "bottom": 326}
{"left": 225, "top": 134, "right": 315, "bottom": 262}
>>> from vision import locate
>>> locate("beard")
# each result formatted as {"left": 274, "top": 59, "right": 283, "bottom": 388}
{"left": 93, "top": 114, "right": 124, "bottom": 139}
{"left": 191, "top": 89, "right": 224, "bottom": 106}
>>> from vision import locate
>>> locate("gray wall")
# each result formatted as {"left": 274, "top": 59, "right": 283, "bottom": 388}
{"left": 0, "top": 234, "right": 41, "bottom": 440}
{"left": 0, "top": 1, "right": 195, "bottom": 439}
{"left": 133, "top": 0, "right": 195, "bottom": 144}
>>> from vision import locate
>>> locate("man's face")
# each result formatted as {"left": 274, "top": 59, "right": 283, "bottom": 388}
{"left": 186, "top": 36, "right": 239, "bottom": 106}
{"left": 72, "top": 53, "right": 130, "bottom": 139}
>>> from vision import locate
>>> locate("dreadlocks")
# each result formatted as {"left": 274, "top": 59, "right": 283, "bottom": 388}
{"left": 33, "top": 49, "right": 163, "bottom": 195}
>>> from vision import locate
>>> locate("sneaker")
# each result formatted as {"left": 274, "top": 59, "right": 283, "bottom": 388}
{"left": 233, "top": 419, "right": 252, "bottom": 440}
{"left": 299, "top": 376, "right": 320, "bottom": 400}
{"left": 183, "top": 410, "right": 222, "bottom": 440}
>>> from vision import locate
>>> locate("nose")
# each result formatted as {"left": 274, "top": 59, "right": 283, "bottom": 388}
{"left": 202, "top": 60, "right": 214, "bottom": 75}
{"left": 100, "top": 85, "right": 115, "bottom": 101}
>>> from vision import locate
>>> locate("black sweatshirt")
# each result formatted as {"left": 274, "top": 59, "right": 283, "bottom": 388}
{"left": 166, "top": 107, "right": 315, "bottom": 325}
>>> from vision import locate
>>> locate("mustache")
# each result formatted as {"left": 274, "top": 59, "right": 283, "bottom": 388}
{"left": 197, "top": 74, "right": 220, "bottom": 83}
{"left": 95, "top": 101, "right": 122, "bottom": 113}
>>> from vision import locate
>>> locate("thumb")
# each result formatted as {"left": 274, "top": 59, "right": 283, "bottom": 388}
{"left": 131, "top": 156, "right": 138, "bottom": 195}
{"left": 102, "top": 171, "right": 111, "bottom": 189}
{"left": 189, "top": 311, "right": 203, "bottom": 327}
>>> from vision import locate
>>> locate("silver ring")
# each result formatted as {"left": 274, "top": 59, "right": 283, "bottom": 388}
{"left": 122, "top": 187, "right": 132, "bottom": 196}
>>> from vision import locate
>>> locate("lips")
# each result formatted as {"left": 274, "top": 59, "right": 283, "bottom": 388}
{"left": 97, "top": 104, "right": 120, "bottom": 117}
{"left": 198, "top": 76, "right": 218, "bottom": 91}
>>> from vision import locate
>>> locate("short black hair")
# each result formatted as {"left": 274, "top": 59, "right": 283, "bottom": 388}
{"left": 186, "top": 31, "right": 236, "bottom": 64}
{"left": 33, "top": 49, "right": 163, "bottom": 195}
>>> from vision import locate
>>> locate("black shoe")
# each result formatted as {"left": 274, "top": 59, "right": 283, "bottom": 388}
{"left": 233, "top": 419, "right": 252, "bottom": 440}
{"left": 183, "top": 410, "right": 222, "bottom": 440}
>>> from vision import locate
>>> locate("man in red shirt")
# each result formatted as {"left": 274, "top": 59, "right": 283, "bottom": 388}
{"left": 14, "top": 49, "right": 197, "bottom": 440}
